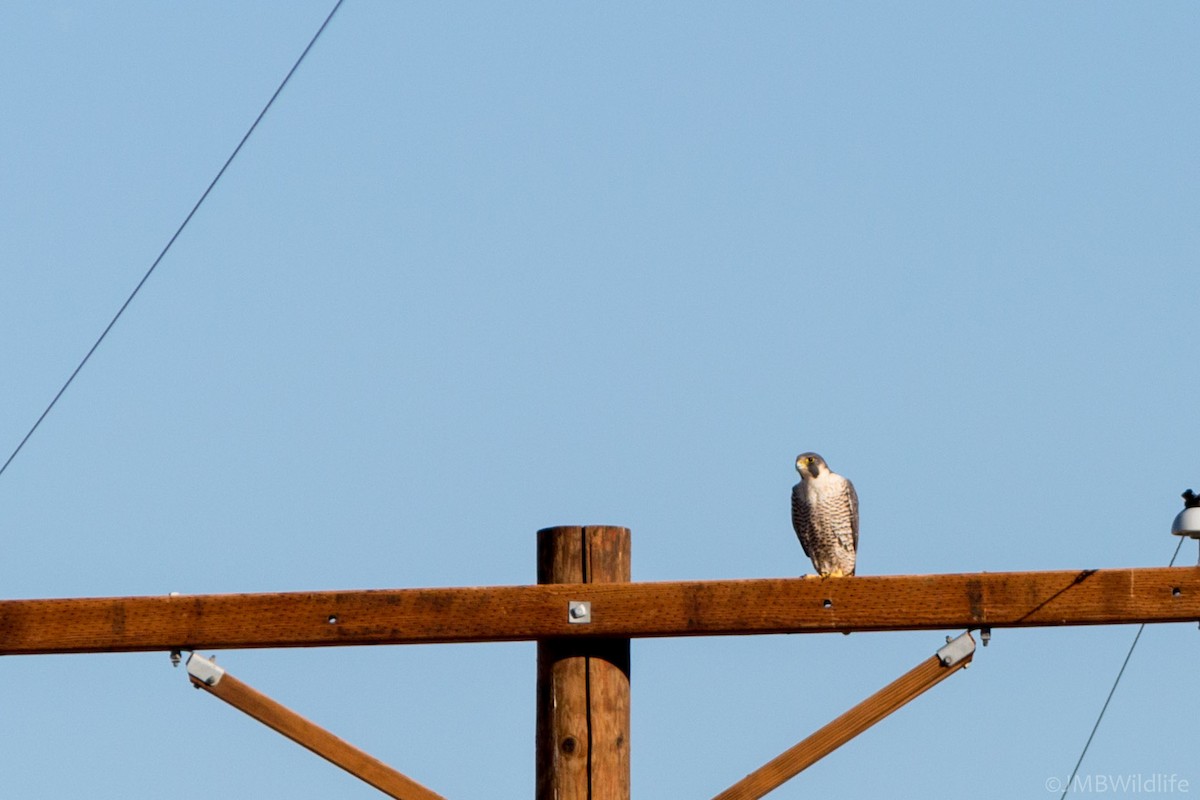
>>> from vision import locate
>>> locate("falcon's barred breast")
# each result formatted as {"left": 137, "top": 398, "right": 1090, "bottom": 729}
{"left": 791, "top": 452, "right": 859, "bottom": 577}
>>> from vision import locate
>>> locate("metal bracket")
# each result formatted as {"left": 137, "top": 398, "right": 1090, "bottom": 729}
{"left": 186, "top": 653, "right": 226, "bottom": 686}
{"left": 936, "top": 631, "right": 975, "bottom": 667}
{"left": 567, "top": 600, "right": 591, "bottom": 624}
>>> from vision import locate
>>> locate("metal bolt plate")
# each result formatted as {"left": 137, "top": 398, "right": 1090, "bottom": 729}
{"left": 568, "top": 601, "right": 591, "bottom": 624}
{"left": 936, "top": 631, "right": 975, "bottom": 667}
{"left": 185, "top": 653, "right": 226, "bottom": 686}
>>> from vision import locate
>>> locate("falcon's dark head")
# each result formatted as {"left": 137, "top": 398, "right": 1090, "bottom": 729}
{"left": 795, "top": 452, "right": 827, "bottom": 480}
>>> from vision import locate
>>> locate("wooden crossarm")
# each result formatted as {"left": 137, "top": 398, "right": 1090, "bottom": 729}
{"left": 1, "top": 567, "right": 1197, "bottom": 654}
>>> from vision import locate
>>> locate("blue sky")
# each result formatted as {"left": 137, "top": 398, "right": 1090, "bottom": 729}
{"left": 2, "top": 3, "right": 1199, "bottom": 798}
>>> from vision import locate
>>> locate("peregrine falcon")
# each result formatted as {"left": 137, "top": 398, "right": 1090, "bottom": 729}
{"left": 791, "top": 452, "right": 859, "bottom": 577}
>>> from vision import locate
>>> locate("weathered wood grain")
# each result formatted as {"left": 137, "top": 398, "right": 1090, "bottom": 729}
{"left": 1, "top": 567, "right": 1196, "bottom": 654}
{"left": 535, "top": 526, "right": 630, "bottom": 800}
{"left": 713, "top": 636, "right": 974, "bottom": 800}
{"left": 192, "top": 661, "right": 446, "bottom": 800}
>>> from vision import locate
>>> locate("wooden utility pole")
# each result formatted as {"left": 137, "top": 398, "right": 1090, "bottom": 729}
{"left": 536, "top": 526, "right": 631, "bottom": 800}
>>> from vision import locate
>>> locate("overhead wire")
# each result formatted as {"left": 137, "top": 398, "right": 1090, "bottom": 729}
{"left": 1058, "top": 535, "right": 1187, "bottom": 798}
{"left": 0, "top": 0, "right": 345, "bottom": 482}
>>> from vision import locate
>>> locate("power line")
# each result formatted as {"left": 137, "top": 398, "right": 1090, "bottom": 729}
{"left": 0, "top": 0, "right": 345, "bottom": 482}
{"left": 1058, "top": 535, "right": 1187, "bottom": 798}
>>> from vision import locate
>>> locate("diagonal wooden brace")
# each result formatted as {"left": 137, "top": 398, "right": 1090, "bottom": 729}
{"left": 712, "top": 631, "right": 976, "bottom": 800}
{"left": 186, "top": 654, "right": 446, "bottom": 800}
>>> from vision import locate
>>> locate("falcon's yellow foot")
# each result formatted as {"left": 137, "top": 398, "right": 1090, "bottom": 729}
{"left": 801, "top": 573, "right": 819, "bottom": 579}
{"left": 826, "top": 569, "right": 847, "bottom": 578}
